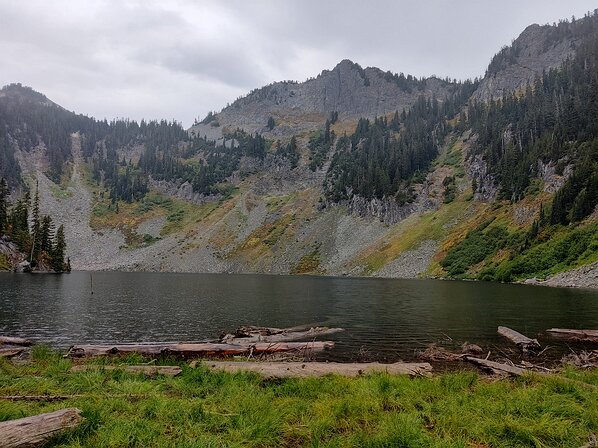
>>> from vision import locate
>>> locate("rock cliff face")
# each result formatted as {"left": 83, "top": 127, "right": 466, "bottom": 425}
{"left": 472, "top": 22, "right": 582, "bottom": 101}
{"left": 197, "top": 60, "right": 455, "bottom": 136}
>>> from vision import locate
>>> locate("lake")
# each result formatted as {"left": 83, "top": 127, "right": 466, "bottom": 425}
{"left": 1, "top": 272, "right": 597, "bottom": 361}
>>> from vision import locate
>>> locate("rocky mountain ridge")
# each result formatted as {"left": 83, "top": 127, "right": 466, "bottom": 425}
{"left": 199, "top": 59, "right": 456, "bottom": 137}
{"left": 193, "top": 13, "right": 598, "bottom": 141}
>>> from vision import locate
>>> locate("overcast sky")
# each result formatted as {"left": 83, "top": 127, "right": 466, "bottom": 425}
{"left": 1, "top": 1, "right": 596, "bottom": 127}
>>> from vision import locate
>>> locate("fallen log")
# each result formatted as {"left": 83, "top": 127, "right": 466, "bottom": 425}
{"left": 465, "top": 356, "right": 527, "bottom": 376}
{"left": 497, "top": 326, "right": 541, "bottom": 352}
{"left": 547, "top": 329, "right": 598, "bottom": 342}
{"left": 67, "top": 341, "right": 334, "bottom": 358}
{"left": 0, "top": 336, "right": 32, "bottom": 346}
{"left": 71, "top": 365, "right": 182, "bottom": 377}
{"left": 202, "top": 361, "right": 432, "bottom": 378}
{"left": 220, "top": 326, "right": 344, "bottom": 344}
{"left": 0, "top": 348, "right": 24, "bottom": 358}
{"left": 0, "top": 408, "right": 83, "bottom": 448}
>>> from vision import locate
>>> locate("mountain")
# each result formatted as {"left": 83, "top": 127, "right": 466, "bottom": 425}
{"left": 0, "top": 12, "right": 597, "bottom": 287}
{"left": 192, "top": 60, "right": 458, "bottom": 138}
{"left": 472, "top": 20, "right": 585, "bottom": 101}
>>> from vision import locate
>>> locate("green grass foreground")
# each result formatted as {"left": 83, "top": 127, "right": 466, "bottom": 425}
{"left": 0, "top": 348, "right": 597, "bottom": 447}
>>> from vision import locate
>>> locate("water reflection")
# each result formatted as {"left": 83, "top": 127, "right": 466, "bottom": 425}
{"left": 1, "top": 272, "right": 597, "bottom": 360}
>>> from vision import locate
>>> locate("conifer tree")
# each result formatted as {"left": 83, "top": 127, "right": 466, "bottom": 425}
{"left": 0, "top": 178, "right": 8, "bottom": 235}
{"left": 51, "top": 224, "right": 66, "bottom": 272}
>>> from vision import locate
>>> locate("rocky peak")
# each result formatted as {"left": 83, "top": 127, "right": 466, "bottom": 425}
{"left": 201, "top": 60, "right": 455, "bottom": 137}
{"left": 0, "top": 83, "right": 56, "bottom": 107}
{"left": 473, "top": 13, "right": 598, "bottom": 101}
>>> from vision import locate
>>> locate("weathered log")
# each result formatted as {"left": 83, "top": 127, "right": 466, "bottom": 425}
{"left": 202, "top": 361, "right": 433, "bottom": 378}
{"left": 465, "top": 356, "right": 527, "bottom": 376}
{"left": 67, "top": 341, "right": 334, "bottom": 358}
{"left": 0, "top": 348, "right": 24, "bottom": 358}
{"left": 70, "top": 365, "right": 182, "bottom": 377}
{"left": 220, "top": 326, "right": 344, "bottom": 344}
{"left": 0, "top": 336, "right": 32, "bottom": 346}
{"left": 547, "top": 328, "right": 598, "bottom": 342}
{"left": 497, "top": 326, "right": 541, "bottom": 352}
{"left": 0, "top": 408, "right": 83, "bottom": 448}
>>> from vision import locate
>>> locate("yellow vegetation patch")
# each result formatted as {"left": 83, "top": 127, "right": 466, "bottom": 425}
{"left": 291, "top": 247, "right": 321, "bottom": 275}
{"left": 0, "top": 253, "right": 11, "bottom": 271}
{"left": 237, "top": 213, "right": 295, "bottom": 255}
{"left": 354, "top": 198, "right": 478, "bottom": 275}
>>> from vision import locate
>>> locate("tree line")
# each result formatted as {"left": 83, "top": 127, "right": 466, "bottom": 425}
{"left": 324, "top": 80, "right": 478, "bottom": 203}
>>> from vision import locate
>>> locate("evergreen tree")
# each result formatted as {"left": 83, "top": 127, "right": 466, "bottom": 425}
{"left": 0, "top": 178, "right": 8, "bottom": 235}
{"left": 31, "top": 181, "right": 41, "bottom": 257}
{"left": 10, "top": 195, "right": 30, "bottom": 251}
{"left": 39, "top": 215, "right": 55, "bottom": 253}
{"left": 51, "top": 224, "right": 66, "bottom": 272}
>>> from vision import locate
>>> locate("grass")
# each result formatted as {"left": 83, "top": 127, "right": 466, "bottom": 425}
{"left": 0, "top": 351, "right": 597, "bottom": 447}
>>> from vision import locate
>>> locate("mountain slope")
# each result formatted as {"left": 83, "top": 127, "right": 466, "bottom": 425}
{"left": 1, "top": 13, "right": 597, "bottom": 287}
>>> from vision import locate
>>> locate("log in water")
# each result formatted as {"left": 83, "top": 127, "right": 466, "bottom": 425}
{"left": 220, "top": 325, "right": 344, "bottom": 344}
{"left": 546, "top": 328, "right": 598, "bottom": 342}
{"left": 497, "top": 326, "right": 541, "bottom": 352}
{"left": 67, "top": 341, "right": 334, "bottom": 358}
{"left": 0, "top": 336, "right": 32, "bottom": 346}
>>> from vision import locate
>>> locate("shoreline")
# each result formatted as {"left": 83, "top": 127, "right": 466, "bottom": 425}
{"left": 2, "top": 266, "right": 596, "bottom": 291}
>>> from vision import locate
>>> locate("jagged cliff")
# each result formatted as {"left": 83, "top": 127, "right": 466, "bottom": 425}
{"left": 472, "top": 23, "right": 580, "bottom": 101}
{"left": 192, "top": 60, "right": 456, "bottom": 137}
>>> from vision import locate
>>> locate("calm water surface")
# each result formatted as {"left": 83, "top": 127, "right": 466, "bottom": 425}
{"left": 1, "top": 272, "right": 597, "bottom": 360}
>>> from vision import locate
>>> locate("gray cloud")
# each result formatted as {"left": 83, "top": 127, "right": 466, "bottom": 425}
{"left": 0, "top": 0, "right": 596, "bottom": 126}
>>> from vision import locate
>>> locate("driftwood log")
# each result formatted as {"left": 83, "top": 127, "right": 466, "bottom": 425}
{"left": 0, "top": 336, "right": 32, "bottom": 346}
{"left": 71, "top": 365, "right": 182, "bottom": 377}
{"left": 465, "top": 356, "right": 527, "bottom": 376}
{"left": 67, "top": 341, "right": 334, "bottom": 358}
{"left": 547, "top": 329, "right": 598, "bottom": 342}
{"left": 202, "top": 361, "right": 432, "bottom": 378}
{"left": 0, "top": 408, "right": 83, "bottom": 448}
{"left": 220, "top": 326, "right": 344, "bottom": 345}
{"left": 0, "top": 348, "right": 24, "bottom": 358}
{"left": 497, "top": 326, "right": 541, "bottom": 352}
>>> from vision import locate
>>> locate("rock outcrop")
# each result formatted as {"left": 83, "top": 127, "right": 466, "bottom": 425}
{"left": 472, "top": 19, "right": 591, "bottom": 101}
{"left": 193, "top": 60, "right": 455, "bottom": 137}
